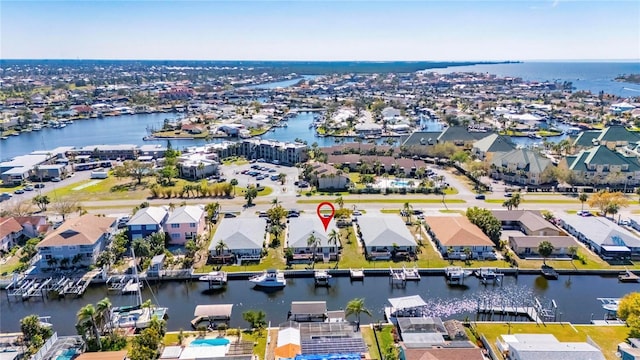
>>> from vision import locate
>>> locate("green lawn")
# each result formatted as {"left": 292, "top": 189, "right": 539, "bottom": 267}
{"left": 297, "top": 198, "right": 465, "bottom": 204}
{"left": 485, "top": 199, "right": 578, "bottom": 204}
{"left": 221, "top": 156, "right": 249, "bottom": 166}
{"left": 474, "top": 322, "right": 629, "bottom": 360}
{"left": 241, "top": 330, "right": 267, "bottom": 360}
{"left": 0, "top": 251, "right": 27, "bottom": 275}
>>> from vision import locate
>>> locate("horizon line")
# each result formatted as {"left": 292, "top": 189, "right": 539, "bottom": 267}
{"left": 1, "top": 58, "right": 639, "bottom": 63}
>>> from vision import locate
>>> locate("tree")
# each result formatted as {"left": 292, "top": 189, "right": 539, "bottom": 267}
{"left": 588, "top": 191, "right": 629, "bottom": 216}
{"left": 511, "top": 192, "right": 522, "bottom": 209}
{"left": 214, "top": 239, "right": 228, "bottom": 256}
{"left": 278, "top": 173, "right": 287, "bottom": 185}
{"left": 466, "top": 207, "right": 502, "bottom": 247}
{"left": 96, "top": 297, "right": 112, "bottom": 335}
{"left": 52, "top": 197, "right": 80, "bottom": 220}
{"left": 32, "top": 195, "right": 50, "bottom": 211}
{"left": 538, "top": 240, "right": 555, "bottom": 265}
{"left": 502, "top": 199, "right": 514, "bottom": 211}
{"left": 402, "top": 202, "right": 413, "bottom": 224}
{"left": 307, "top": 232, "right": 320, "bottom": 268}
{"left": 335, "top": 196, "right": 344, "bottom": 209}
{"left": 244, "top": 185, "right": 258, "bottom": 207}
{"left": 114, "top": 160, "right": 153, "bottom": 185}
{"left": 129, "top": 318, "right": 165, "bottom": 360}
{"left": 578, "top": 192, "right": 588, "bottom": 212}
{"left": 328, "top": 229, "right": 340, "bottom": 260}
{"left": 230, "top": 179, "right": 238, "bottom": 196}
{"left": 617, "top": 292, "right": 640, "bottom": 338}
{"left": 20, "top": 314, "right": 53, "bottom": 356}
{"left": 242, "top": 310, "right": 267, "bottom": 330}
{"left": 271, "top": 197, "right": 281, "bottom": 208}
{"left": 345, "top": 298, "right": 372, "bottom": 331}
{"left": 77, "top": 304, "right": 101, "bottom": 349}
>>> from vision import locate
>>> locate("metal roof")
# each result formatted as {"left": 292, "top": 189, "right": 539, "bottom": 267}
{"left": 193, "top": 304, "right": 233, "bottom": 318}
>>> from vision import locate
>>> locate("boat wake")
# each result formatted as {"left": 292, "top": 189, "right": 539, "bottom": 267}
{"left": 623, "top": 87, "right": 640, "bottom": 92}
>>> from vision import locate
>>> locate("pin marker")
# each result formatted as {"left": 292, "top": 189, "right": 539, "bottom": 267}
{"left": 316, "top": 201, "right": 335, "bottom": 231}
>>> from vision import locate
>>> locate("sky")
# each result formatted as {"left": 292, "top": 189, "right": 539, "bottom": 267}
{"left": 1, "top": 0, "right": 639, "bottom": 61}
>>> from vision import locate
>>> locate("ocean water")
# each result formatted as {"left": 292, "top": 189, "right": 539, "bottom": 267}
{"left": 433, "top": 62, "right": 640, "bottom": 97}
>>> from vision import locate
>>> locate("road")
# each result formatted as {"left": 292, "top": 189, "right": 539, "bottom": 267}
{"left": 3, "top": 164, "right": 638, "bottom": 222}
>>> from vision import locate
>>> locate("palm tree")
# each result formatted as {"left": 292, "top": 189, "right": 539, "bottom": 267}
{"left": 402, "top": 202, "right": 413, "bottom": 223}
{"left": 335, "top": 196, "right": 344, "bottom": 209}
{"left": 230, "top": 179, "right": 238, "bottom": 196}
{"left": 197, "top": 162, "right": 205, "bottom": 179}
{"left": 328, "top": 229, "right": 340, "bottom": 261}
{"left": 345, "top": 298, "right": 372, "bottom": 331}
{"left": 578, "top": 192, "right": 588, "bottom": 212}
{"left": 77, "top": 304, "right": 101, "bottom": 349}
{"left": 271, "top": 197, "right": 281, "bottom": 208}
{"left": 538, "top": 240, "right": 555, "bottom": 265}
{"left": 215, "top": 239, "right": 228, "bottom": 256}
{"left": 46, "top": 257, "right": 58, "bottom": 268}
{"left": 96, "top": 297, "right": 112, "bottom": 334}
{"left": 511, "top": 192, "right": 522, "bottom": 209}
{"left": 244, "top": 186, "right": 258, "bottom": 207}
{"left": 307, "top": 232, "right": 320, "bottom": 268}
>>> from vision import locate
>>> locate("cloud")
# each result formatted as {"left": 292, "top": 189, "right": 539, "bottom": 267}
{"left": 552, "top": 0, "right": 560, "bottom": 7}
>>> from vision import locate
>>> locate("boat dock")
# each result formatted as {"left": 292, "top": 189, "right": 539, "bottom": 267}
{"left": 5, "top": 277, "right": 52, "bottom": 301}
{"left": 314, "top": 270, "right": 331, "bottom": 287}
{"left": 444, "top": 266, "right": 470, "bottom": 285}
{"left": 475, "top": 267, "right": 504, "bottom": 285}
{"left": 389, "top": 267, "right": 407, "bottom": 288}
{"left": 619, "top": 269, "right": 639, "bottom": 282}
{"left": 349, "top": 268, "right": 364, "bottom": 280}
{"left": 402, "top": 265, "right": 421, "bottom": 281}
{"left": 476, "top": 298, "right": 558, "bottom": 324}
{"left": 5, "top": 272, "right": 97, "bottom": 301}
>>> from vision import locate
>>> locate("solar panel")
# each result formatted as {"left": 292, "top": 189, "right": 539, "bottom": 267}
{"left": 301, "top": 338, "right": 367, "bottom": 355}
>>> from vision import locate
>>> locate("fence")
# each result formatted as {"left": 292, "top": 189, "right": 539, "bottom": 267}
{"left": 30, "top": 332, "right": 58, "bottom": 360}
{"left": 479, "top": 334, "right": 501, "bottom": 360}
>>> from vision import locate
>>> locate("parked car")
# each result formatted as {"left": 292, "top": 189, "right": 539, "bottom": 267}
{"left": 504, "top": 193, "right": 513, "bottom": 197}
{"left": 34, "top": 183, "right": 45, "bottom": 189}
{"left": 24, "top": 185, "right": 34, "bottom": 191}
{"left": 352, "top": 210, "right": 363, "bottom": 216}
{"left": 14, "top": 189, "right": 25, "bottom": 194}
{"left": 223, "top": 212, "right": 237, "bottom": 218}
{"left": 0, "top": 193, "right": 12, "bottom": 201}
{"left": 51, "top": 177, "right": 62, "bottom": 182}
{"left": 577, "top": 210, "right": 593, "bottom": 217}
{"left": 475, "top": 194, "right": 486, "bottom": 200}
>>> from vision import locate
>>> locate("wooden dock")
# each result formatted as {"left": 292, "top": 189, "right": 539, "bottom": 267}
{"left": 477, "top": 305, "right": 542, "bottom": 323}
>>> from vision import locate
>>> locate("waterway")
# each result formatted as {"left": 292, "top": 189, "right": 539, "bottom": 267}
{"left": 0, "top": 274, "right": 635, "bottom": 335}
{"left": 433, "top": 62, "right": 640, "bottom": 98}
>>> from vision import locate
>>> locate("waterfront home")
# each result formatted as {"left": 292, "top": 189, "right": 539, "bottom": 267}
{"left": 354, "top": 123, "right": 383, "bottom": 137}
{"left": 471, "top": 133, "right": 515, "bottom": 160}
{"left": 137, "top": 144, "right": 167, "bottom": 159}
{"left": 396, "top": 317, "right": 448, "bottom": 347}
{"left": 508, "top": 235, "right": 579, "bottom": 259}
{"left": 163, "top": 205, "right": 206, "bottom": 245}
{"left": 308, "top": 162, "right": 350, "bottom": 190}
{"left": 275, "top": 323, "right": 301, "bottom": 359}
{"left": 286, "top": 216, "right": 339, "bottom": 262}
{"left": 557, "top": 214, "right": 640, "bottom": 260}
{"left": 356, "top": 216, "right": 417, "bottom": 260}
{"left": 126, "top": 207, "right": 169, "bottom": 241}
{"left": 208, "top": 218, "right": 266, "bottom": 264}
{"left": 289, "top": 301, "right": 327, "bottom": 322}
{"left": 496, "top": 334, "right": 605, "bottom": 360}
{"left": 560, "top": 145, "right": 640, "bottom": 187}
{"left": 0, "top": 217, "right": 23, "bottom": 252}
{"left": 0, "top": 154, "right": 49, "bottom": 185}
{"left": 71, "top": 144, "right": 138, "bottom": 160}
{"left": 424, "top": 216, "right": 495, "bottom": 260}
{"left": 490, "top": 148, "right": 554, "bottom": 186}
{"left": 36, "top": 214, "right": 116, "bottom": 269}
{"left": 491, "top": 210, "right": 563, "bottom": 236}
{"left": 573, "top": 125, "right": 640, "bottom": 150}
{"left": 610, "top": 101, "right": 636, "bottom": 114}
{"left": 296, "top": 322, "right": 367, "bottom": 355}
{"left": 402, "top": 348, "right": 485, "bottom": 360}
{"left": 75, "top": 351, "right": 128, "bottom": 360}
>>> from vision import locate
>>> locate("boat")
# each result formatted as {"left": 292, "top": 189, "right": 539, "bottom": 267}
{"left": 349, "top": 268, "right": 365, "bottom": 280}
{"left": 111, "top": 249, "right": 168, "bottom": 330}
{"left": 541, "top": 265, "right": 559, "bottom": 280}
{"left": 402, "top": 265, "right": 421, "bottom": 281}
{"left": 598, "top": 298, "right": 620, "bottom": 312}
{"left": 199, "top": 271, "right": 228, "bottom": 290}
{"left": 0, "top": 136, "right": 8, "bottom": 140}
{"left": 618, "top": 269, "right": 639, "bottom": 283}
{"left": 249, "top": 269, "right": 286, "bottom": 288}
{"left": 444, "top": 266, "right": 473, "bottom": 283}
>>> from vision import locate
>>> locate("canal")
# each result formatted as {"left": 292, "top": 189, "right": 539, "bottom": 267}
{"left": 1, "top": 274, "right": 635, "bottom": 335}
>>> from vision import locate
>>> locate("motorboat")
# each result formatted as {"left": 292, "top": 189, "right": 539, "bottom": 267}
{"left": 541, "top": 265, "right": 559, "bottom": 280}
{"left": 249, "top": 269, "right": 286, "bottom": 288}
{"left": 314, "top": 270, "right": 331, "bottom": 287}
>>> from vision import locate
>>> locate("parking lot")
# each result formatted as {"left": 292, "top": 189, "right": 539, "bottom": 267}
{"left": 219, "top": 161, "right": 301, "bottom": 198}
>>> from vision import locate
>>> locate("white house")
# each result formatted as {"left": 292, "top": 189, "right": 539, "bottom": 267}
{"left": 0, "top": 217, "right": 23, "bottom": 252}
{"left": 286, "top": 216, "right": 339, "bottom": 262}
{"left": 356, "top": 216, "right": 417, "bottom": 260}
{"left": 496, "top": 334, "right": 605, "bottom": 360}
{"left": 209, "top": 218, "right": 266, "bottom": 264}
{"left": 36, "top": 215, "right": 116, "bottom": 269}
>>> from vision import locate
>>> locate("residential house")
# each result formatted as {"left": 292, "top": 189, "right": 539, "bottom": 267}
{"left": 471, "top": 133, "right": 516, "bottom": 160}
{"left": 490, "top": 148, "right": 554, "bottom": 185}
{"left": 496, "top": 334, "right": 605, "bottom": 360}
{"left": 401, "top": 348, "right": 485, "bottom": 360}
{"left": 356, "top": 216, "right": 417, "bottom": 260}
{"left": 13, "top": 216, "right": 48, "bottom": 238}
{"left": 176, "top": 152, "right": 219, "bottom": 180}
{"left": 208, "top": 218, "right": 266, "bottom": 264}
{"left": 560, "top": 145, "right": 640, "bottom": 187}
{"left": 309, "top": 162, "right": 350, "bottom": 190}
{"left": 424, "top": 216, "right": 495, "bottom": 260}
{"left": 508, "top": 236, "right": 579, "bottom": 258}
{"left": 557, "top": 214, "right": 640, "bottom": 259}
{"left": 126, "top": 207, "right": 169, "bottom": 241}
{"left": 354, "top": 123, "right": 383, "bottom": 137}
{"left": 36, "top": 215, "right": 116, "bottom": 269}
{"left": 286, "top": 216, "right": 339, "bottom": 262}
{"left": 0, "top": 217, "right": 23, "bottom": 252}
{"left": 491, "top": 210, "right": 563, "bottom": 236}
{"left": 163, "top": 205, "right": 206, "bottom": 245}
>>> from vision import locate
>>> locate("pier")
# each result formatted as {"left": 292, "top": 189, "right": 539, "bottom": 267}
{"left": 349, "top": 268, "right": 364, "bottom": 281}
{"left": 314, "top": 270, "right": 331, "bottom": 287}
{"left": 476, "top": 297, "right": 558, "bottom": 324}
{"left": 444, "top": 266, "right": 471, "bottom": 285}
{"left": 402, "top": 265, "right": 421, "bottom": 281}
{"left": 389, "top": 267, "right": 407, "bottom": 288}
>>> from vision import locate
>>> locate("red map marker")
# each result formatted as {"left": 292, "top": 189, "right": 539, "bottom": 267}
{"left": 316, "top": 201, "right": 335, "bottom": 231}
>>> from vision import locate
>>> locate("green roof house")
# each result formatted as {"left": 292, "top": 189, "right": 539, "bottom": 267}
{"left": 562, "top": 145, "right": 640, "bottom": 186}
{"left": 490, "top": 148, "right": 554, "bottom": 185}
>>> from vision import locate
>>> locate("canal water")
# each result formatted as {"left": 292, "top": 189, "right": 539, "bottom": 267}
{"left": 1, "top": 274, "right": 635, "bottom": 335}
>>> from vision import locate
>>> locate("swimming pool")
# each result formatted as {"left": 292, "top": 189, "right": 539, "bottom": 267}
{"left": 190, "top": 338, "right": 231, "bottom": 347}
{"left": 56, "top": 348, "right": 77, "bottom": 360}
{"left": 391, "top": 180, "right": 409, "bottom": 187}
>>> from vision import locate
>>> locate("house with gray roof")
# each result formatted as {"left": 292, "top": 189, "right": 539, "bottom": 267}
{"left": 437, "top": 126, "right": 493, "bottom": 148}
{"left": 209, "top": 218, "right": 266, "bottom": 263}
{"left": 561, "top": 145, "right": 640, "bottom": 186}
{"left": 127, "top": 206, "right": 168, "bottom": 241}
{"left": 496, "top": 334, "right": 605, "bottom": 360}
{"left": 472, "top": 133, "right": 516, "bottom": 159}
{"left": 557, "top": 214, "right": 640, "bottom": 259}
{"left": 286, "top": 216, "right": 339, "bottom": 262}
{"left": 573, "top": 125, "right": 640, "bottom": 150}
{"left": 490, "top": 148, "right": 554, "bottom": 185}
{"left": 356, "top": 216, "right": 417, "bottom": 260}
